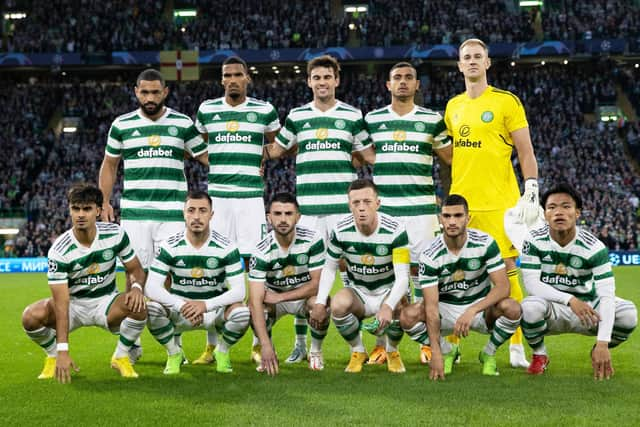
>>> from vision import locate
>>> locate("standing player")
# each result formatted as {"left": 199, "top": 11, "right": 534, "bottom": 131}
{"left": 248, "top": 193, "right": 329, "bottom": 375}
{"left": 361, "top": 61, "right": 452, "bottom": 365}
{"left": 310, "top": 179, "right": 410, "bottom": 374}
{"left": 267, "top": 55, "right": 371, "bottom": 362}
{"left": 21, "top": 184, "right": 147, "bottom": 382}
{"left": 144, "top": 190, "right": 250, "bottom": 374}
{"left": 444, "top": 38, "right": 538, "bottom": 368}
{"left": 194, "top": 56, "right": 280, "bottom": 364}
{"left": 520, "top": 183, "right": 637, "bottom": 378}
{"left": 99, "top": 68, "right": 208, "bottom": 362}
{"left": 400, "top": 194, "right": 522, "bottom": 379}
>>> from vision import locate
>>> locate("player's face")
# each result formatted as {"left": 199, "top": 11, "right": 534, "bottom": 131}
{"left": 457, "top": 43, "right": 490, "bottom": 81}
{"left": 222, "top": 64, "right": 250, "bottom": 100}
{"left": 544, "top": 193, "right": 580, "bottom": 233}
{"left": 184, "top": 198, "right": 213, "bottom": 234}
{"left": 268, "top": 202, "right": 300, "bottom": 237}
{"left": 348, "top": 187, "right": 380, "bottom": 229}
{"left": 387, "top": 66, "right": 419, "bottom": 101}
{"left": 440, "top": 205, "right": 469, "bottom": 238}
{"left": 308, "top": 66, "right": 339, "bottom": 102}
{"left": 135, "top": 79, "right": 168, "bottom": 117}
{"left": 69, "top": 202, "right": 100, "bottom": 231}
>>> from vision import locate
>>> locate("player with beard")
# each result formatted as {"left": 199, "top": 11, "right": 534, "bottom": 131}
{"left": 99, "top": 69, "right": 208, "bottom": 363}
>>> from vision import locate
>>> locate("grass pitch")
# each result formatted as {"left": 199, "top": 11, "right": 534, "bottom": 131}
{"left": 1, "top": 268, "right": 638, "bottom": 426}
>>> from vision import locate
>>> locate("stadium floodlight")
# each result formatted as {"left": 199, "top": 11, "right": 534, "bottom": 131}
{"left": 348, "top": 23, "right": 356, "bottom": 30}
{"left": 563, "top": 59, "right": 569, "bottom": 65}
{"left": 272, "top": 66, "right": 278, "bottom": 70}
{"left": 519, "top": 1, "right": 543, "bottom": 6}
{"left": 635, "top": 64, "right": 639, "bottom": 69}
{"left": 0, "top": 228, "right": 20, "bottom": 235}
{"left": 63, "top": 127, "right": 77, "bottom": 133}
{"left": 541, "top": 60, "right": 546, "bottom": 65}
{"left": 510, "top": 61, "right": 516, "bottom": 67}
{"left": 250, "top": 66, "right": 256, "bottom": 70}
{"left": 174, "top": 9, "right": 197, "bottom": 18}
{"left": 4, "top": 12, "right": 27, "bottom": 20}
{"left": 344, "top": 5, "right": 368, "bottom": 13}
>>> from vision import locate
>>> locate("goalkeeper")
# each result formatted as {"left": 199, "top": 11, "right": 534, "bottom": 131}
{"left": 443, "top": 38, "right": 540, "bottom": 369}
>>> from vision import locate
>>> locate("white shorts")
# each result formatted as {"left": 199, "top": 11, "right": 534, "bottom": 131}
{"left": 398, "top": 215, "right": 440, "bottom": 265}
{"left": 274, "top": 299, "right": 308, "bottom": 321}
{"left": 350, "top": 287, "right": 391, "bottom": 318}
{"left": 439, "top": 301, "right": 489, "bottom": 335}
{"left": 122, "top": 220, "right": 184, "bottom": 269}
{"left": 168, "top": 306, "right": 226, "bottom": 334}
{"left": 211, "top": 197, "right": 267, "bottom": 258}
{"left": 299, "top": 213, "right": 348, "bottom": 243}
{"left": 68, "top": 292, "right": 120, "bottom": 332}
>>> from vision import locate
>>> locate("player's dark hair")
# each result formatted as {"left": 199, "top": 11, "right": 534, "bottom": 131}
{"left": 186, "top": 190, "right": 212, "bottom": 208}
{"left": 442, "top": 194, "right": 469, "bottom": 213}
{"left": 541, "top": 183, "right": 583, "bottom": 209}
{"left": 269, "top": 193, "right": 299, "bottom": 211}
{"left": 348, "top": 179, "right": 378, "bottom": 195}
{"left": 389, "top": 61, "right": 417, "bottom": 78}
{"left": 67, "top": 183, "right": 103, "bottom": 207}
{"left": 307, "top": 54, "right": 340, "bottom": 78}
{"left": 136, "top": 68, "right": 165, "bottom": 87}
{"left": 223, "top": 56, "right": 249, "bottom": 74}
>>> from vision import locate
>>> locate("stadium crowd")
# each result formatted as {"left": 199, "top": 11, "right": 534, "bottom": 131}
{"left": 2, "top": 61, "right": 639, "bottom": 257}
{"left": 4, "top": 0, "right": 640, "bottom": 53}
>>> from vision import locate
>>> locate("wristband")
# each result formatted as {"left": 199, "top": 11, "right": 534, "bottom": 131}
{"left": 57, "top": 343, "right": 69, "bottom": 352}
{"left": 131, "top": 282, "right": 143, "bottom": 291}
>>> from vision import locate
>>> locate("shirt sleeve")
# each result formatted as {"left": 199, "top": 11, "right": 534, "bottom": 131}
{"left": 418, "top": 251, "right": 439, "bottom": 289}
{"left": 195, "top": 104, "right": 207, "bottom": 134}
{"left": 484, "top": 239, "right": 505, "bottom": 274}
{"left": 248, "top": 251, "right": 268, "bottom": 284}
{"left": 326, "top": 229, "right": 343, "bottom": 262}
{"left": 116, "top": 227, "right": 136, "bottom": 264}
{"left": 275, "top": 114, "right": 297, "bottom": 149}
{"left": 504, "top": 92, "right": 529, "bottom": 133}
{"left": 590, "top": 246, "right": 616, "bottom": 342}
{"left": 105, "top": 121, "right": 123, "bottom": 157}
{"left": 307, "top": 234, "right": 326, "bottom": 271}
{"left": 184, "top": 121, "right": 207, "bottom": 157}
{"left": 352, "top": 113, "right": 372, "bottom": 152}
{"left": 430, "top": 113, "right": 451, "bottom": 149}
{"left": 265, "top": 104, "right": 281, "bottom": 133}
{"left": 47, "top": 248, "right": 69, "bottom": 286}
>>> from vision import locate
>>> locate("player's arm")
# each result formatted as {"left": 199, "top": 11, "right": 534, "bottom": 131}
{"left": 248, "top": 280, "right": 278, "bottom": 375}
{"left": 520, "top": 240, "right": 574, "bottom": 305}
{"left": 590, "top": 248, "right": 616, "bottom": 380}
{"left": 376, "top": 246, "right": 410, "bottom": 331}
{"left": 195, "top": 151, "right": 209, "bottom": 166}
{"left": 182, "top": 272, "right": 246, "bottom": 324}
{"left": 49, "top": 281, "right": 78, "bottom": 383}
{"left": 98, "top": 154, "right": 120, "bottom": 222}
{"left": 512, "top": 127, "right": 540, "bottom": 224}
{"left": 423, "top": 284, "right": 444, "bottom": 380}
{"left": 122, "top": 256, "right": 146, "bottom": 313}
{"left": 145, "top": 269, "right": 185, "bottom": 310}
{"left": 434, "top": 144, "right": 452, "bottom": 166}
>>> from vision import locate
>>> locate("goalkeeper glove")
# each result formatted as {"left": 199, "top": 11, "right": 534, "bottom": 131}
{"left": 518, "top": 178, "right": 540, "bottom": 226}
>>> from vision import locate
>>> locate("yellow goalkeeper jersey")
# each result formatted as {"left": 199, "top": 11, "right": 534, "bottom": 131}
{"left": 444, "top": 85, "right": 528, "bottom": 211}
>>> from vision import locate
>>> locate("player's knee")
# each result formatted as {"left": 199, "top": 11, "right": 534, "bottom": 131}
{"left": 500, "top": 298, "right": 522, "bottom": 320}
{"left": 225, "top": 302, "right": 248, "bottom": 319}
{"left": 227, "top": 305, "right": 251, "bottom": 324}
{"left": 399, "top": 303, "right": 422, "bottom": 330}
{"left": 128, "top": 307, "right": 147, "bottom": 321}
{"left": 521, "top": 296, "right": 546, "bottom": 323}
{"left": 330, "top": 290, "right": 353, "bottom": 317}
{"left": 22, "top": 300, "right": 47, "bottom": 330}
{"left": 616, "top": 301, "right": 638, "bottom": 331}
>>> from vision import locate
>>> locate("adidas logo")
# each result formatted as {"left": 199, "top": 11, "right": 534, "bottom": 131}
{"left": 542, "top": 255, "right": 553, "bottom": 262}
{"left": 379, "top": 124, "right": 387, "bottom": 130}
{"left": 132, "top": 130, "right": 141, "bottom": 137}
{"left": 73, "top": 263, "right": 82, "bottom": 271}
{"left": 347, "top": 246, "right": 356, "bottom": 253}
{"left": 176, "top": 260, "right": 186, "bottom": 267}
{"left": 442, "top": 268, "right": 450, "bottom": 275}
{"left": 273, "top": 262, "right": 282, "bottom": 269}
{"left": 303, "top": 122, "right": 311, "bottom": 129}
{"left": 213, "top": 114, "right": 221, "bottom": 120}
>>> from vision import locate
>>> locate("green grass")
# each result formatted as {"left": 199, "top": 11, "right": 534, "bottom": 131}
{"left": 1, "top": 269, "right": 638, "bottom": 426}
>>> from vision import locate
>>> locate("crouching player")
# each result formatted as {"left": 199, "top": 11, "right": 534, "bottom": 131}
{"left": 401, "top": 194, "right": 522, "bottom": 379}
{"left": 248, "top": 193, "right": 329, "bottom": 375}
{"left": 520, "top": 183, "right": 637, "bottom": 378}
{"left": 145, "top": 190, "right": 250, "bottom": 374}
{"left": 310, "top": 179, "right": 410, "bottom": 374}
{"left": 22, "top": 184, "right": 147, "bottom": 382}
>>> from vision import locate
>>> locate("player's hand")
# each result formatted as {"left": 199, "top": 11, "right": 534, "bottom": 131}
{"left": 517, "top": 179, "right": 540, "bottom": 226}
{"left": 568, "top": 297, "right": 600, "bottom": 328}
{"left": 124, "top": 288, "right": 146, "bottom": 313}
{"left": 181, "top": 300, "right": 207, "bottom": 325}
{"left": 101, "top": 203, "right": 115, "bottom": 222}
{"left": 592, "top": 342, "right": 614, "bottom": 380}
{"left": 453, "top": 309, "right": 476, "bottom": 337}
{"left": 55, "top": 352, "right": 79, "bottom": 384}
{"left": 263, "top": 290, "right": 281, "bottom": 305}
{"left": 260, "top": 343, "right": 279, "bottom": 376}
{"left": 429, "top": 350, "right": 445, "bottom": 381}
{"left": 309, "top": 303, "right": 328, "bottom": 329}
{"left": 375, "top": 304, "right": 393, "bottom": 333}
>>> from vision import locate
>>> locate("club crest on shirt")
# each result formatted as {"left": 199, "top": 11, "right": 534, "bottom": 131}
{"left": 481, "top": 111, "right": 494, "bottom": 123}
{"left": 334, "top": 119, "right": 346, "bottom": 129}
{"left": 168, "top": 126, "right": 179, "bottom": 136}
{"left": 296, "top": 254, "right": 308, "bottom": 265}
{"left": 206, "top": 258, "right": 218, "bottom": 269}
{"left": 102, "top": 249, "right": 114, "bottom": 261}
{"left": 246, "top": 112, "right": 258, "bottom": 123}
{"left": 569, "top": 256, "right": 583, "bottom": 269}
{"left": 415, "top": 122, "right": 426, "bottom": 132}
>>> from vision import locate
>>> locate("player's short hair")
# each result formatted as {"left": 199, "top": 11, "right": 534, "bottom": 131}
{"left": 348, "top": 178, "right": 378, "bottom": 195}
{"left": 67, "top": 183, "right": 103, "bottom": 207}
{"left": 186, "top": 190, "right": 212, "bottom": 209}
{"left": 222, "top": 56, "right": 249, "bottom": 74}
{"left": 389, "top": 61, "right": 417, "bottom": 78}
{"left": 307, "top": 54, "right": 340, "bottom": 78}
{"left": 458, "top": 38, "right": 489, "bottom": 57}
{"left": 541, "top": 183, "right": 583, "bottom": 209}
{"left": 136, "top": 68, "right": 165, "bottom": 87}
{"left": 269, "top": 193, "right": 299, "bottom": 211}
{"left": 442, "top": 194, "right": 469, "bottom": 213}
